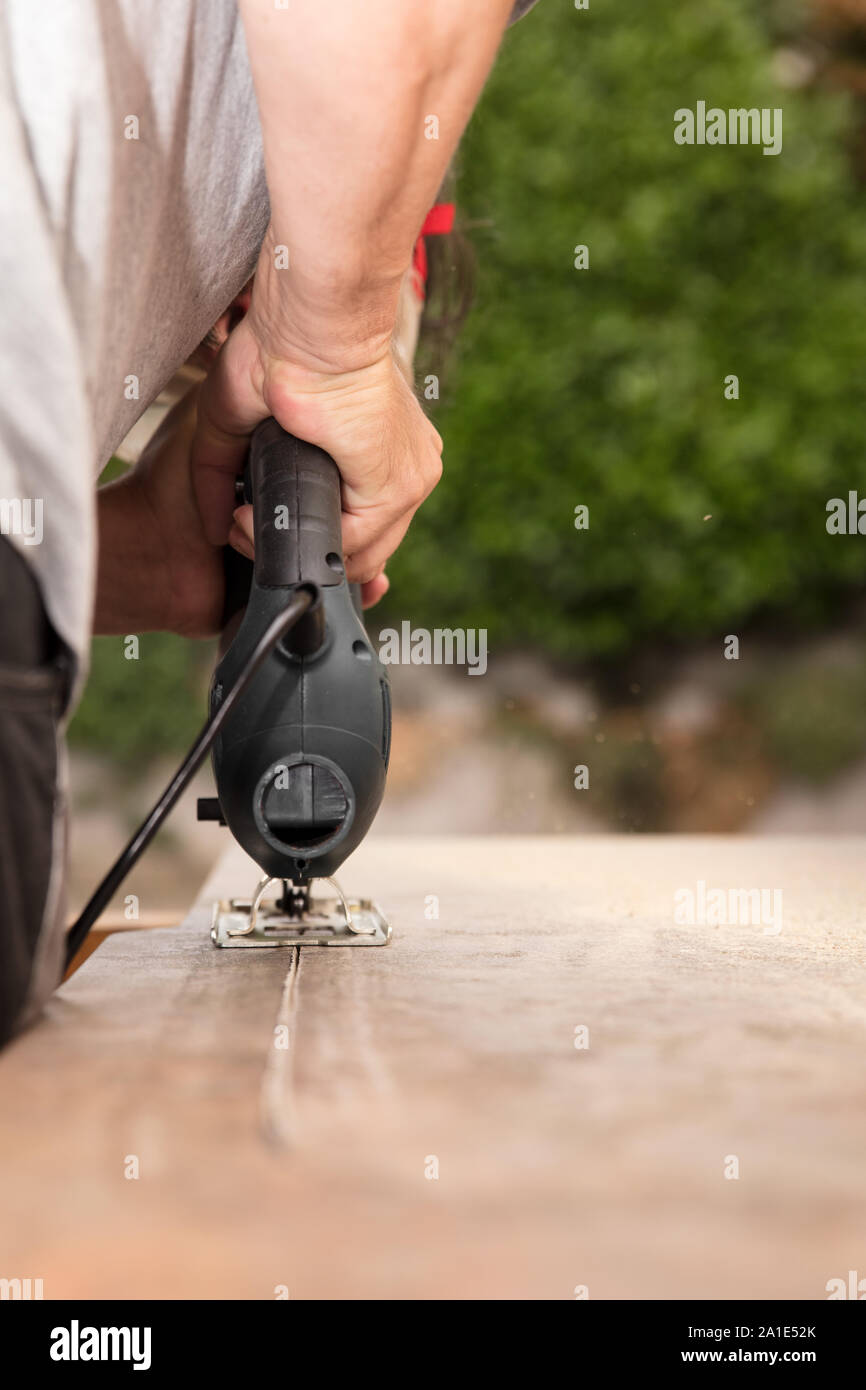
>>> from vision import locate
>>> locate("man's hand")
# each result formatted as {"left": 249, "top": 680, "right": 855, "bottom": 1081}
{"left": 191, "top": 285, "right": 443, "bottom": 610}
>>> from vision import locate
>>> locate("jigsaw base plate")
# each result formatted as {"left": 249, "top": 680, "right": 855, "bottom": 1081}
{"left": 211, "top": 892, "right": 391, "bottom": 948}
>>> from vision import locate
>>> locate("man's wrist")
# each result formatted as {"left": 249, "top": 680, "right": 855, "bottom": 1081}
{"left": 250, "top": 226, "right": 403, "bottom": 374}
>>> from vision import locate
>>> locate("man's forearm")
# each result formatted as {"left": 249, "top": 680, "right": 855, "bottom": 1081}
{"left": 95, "top": 391, "right": 225, "bottom": 638}
{"left": 191, "top": 1, "right": 508, "bottom": 576}
{"left": 238, "top": 0, "right": 513, "bottom": 367}
{"left": 93, "top": 478, "right": 169, "bottom": 634}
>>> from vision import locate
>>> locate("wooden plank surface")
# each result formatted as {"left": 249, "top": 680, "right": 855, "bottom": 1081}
{"left": 0, "top": 835, "right": 864, "bottom": 1300}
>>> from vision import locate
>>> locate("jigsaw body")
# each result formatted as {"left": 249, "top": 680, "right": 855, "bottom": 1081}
{"left": 200, "top": 419, "right": 392, "bottom": 948}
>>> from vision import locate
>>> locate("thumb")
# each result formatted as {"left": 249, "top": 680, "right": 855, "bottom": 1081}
{"left": 192, "top": 319, "right": 268, "bottom": 545}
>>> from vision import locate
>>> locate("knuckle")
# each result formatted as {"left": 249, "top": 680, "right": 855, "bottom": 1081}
{"left": 405, "top": 473, "right": 429, "bottom": 507}
{"left": 427, "top": 450, "right": 444, "bottom": 487}
{"left": 351, "top": 559, "right": 381, "bottom": 586}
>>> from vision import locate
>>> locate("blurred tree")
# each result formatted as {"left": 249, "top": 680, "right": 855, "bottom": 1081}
{"left": 385, "top": 0, "right": 866, "bottom": 664}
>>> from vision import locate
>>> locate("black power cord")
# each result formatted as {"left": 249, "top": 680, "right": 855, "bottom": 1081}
{"left": 64, "top": 586, "right": 315, "bottom": 971}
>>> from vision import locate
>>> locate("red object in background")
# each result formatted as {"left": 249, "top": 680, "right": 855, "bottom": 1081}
{"left": 411, "top": 203, "right": 456, "bottom": 301}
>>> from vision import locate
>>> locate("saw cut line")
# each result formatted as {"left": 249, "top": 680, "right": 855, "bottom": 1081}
{"left": 259, "top": 946, "right": 302, "bottom": 1149}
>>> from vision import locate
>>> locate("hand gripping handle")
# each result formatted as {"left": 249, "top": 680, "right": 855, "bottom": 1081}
{"left": 248, "top": 418, "right": 344, "bottom": 590}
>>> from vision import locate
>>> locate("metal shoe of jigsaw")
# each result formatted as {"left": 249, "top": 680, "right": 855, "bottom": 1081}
{"left": 198, "top": 419, "right": 392, "bottom": 949}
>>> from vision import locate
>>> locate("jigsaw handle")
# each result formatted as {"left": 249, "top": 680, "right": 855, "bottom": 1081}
{"left": 248, "top": 418, "right": 344, "bottom": 590}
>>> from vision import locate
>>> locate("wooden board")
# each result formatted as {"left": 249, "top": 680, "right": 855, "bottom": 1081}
{"left": 1, "top": 835, "right": 864, "bottom": 1300}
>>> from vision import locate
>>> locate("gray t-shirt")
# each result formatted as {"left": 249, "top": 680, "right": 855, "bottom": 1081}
{"left": 0, "top": 0, "right": 268, "bottom": 676}
{"left": 0, "top": 0, "right": 537, "bottom": 681}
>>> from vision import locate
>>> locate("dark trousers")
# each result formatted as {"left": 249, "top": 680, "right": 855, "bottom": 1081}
{"left": 0, "top": 538, "right": 70, "bottom": 1045}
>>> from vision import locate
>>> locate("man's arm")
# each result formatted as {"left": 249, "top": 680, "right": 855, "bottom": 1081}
{"left": 193, "top": 0, "right": 514, "bottom": 597}
{"left": 94, "top": 390, "right": 225, "bottom": 638}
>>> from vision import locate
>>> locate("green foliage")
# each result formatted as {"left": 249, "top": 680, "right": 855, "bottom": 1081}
{"left": 384, "top": 0, "right": 866, "bottom": 662}
{"left": 70, "top": 633, "right": 213, "bottom": 763}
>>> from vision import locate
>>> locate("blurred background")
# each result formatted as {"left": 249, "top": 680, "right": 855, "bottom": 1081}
{"left": 69, "top": 0, "right": 866, "bottom": 913}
